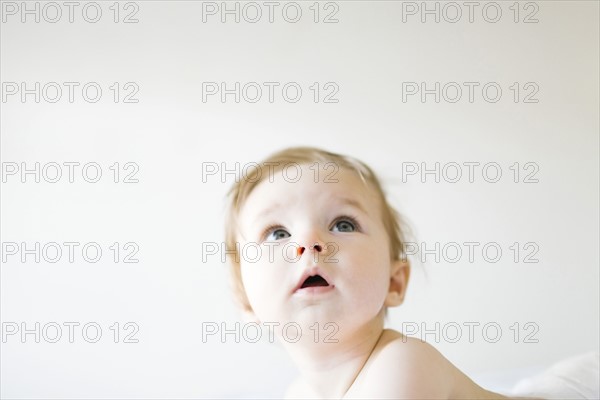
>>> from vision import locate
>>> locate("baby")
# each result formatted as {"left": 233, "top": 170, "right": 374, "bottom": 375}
{"left": 224, "top": 146, "right": 534, "bottom": 399}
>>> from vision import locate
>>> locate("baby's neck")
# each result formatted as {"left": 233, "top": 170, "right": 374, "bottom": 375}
{"left": 281, "top": 318, "right": 385, "bottom": 399}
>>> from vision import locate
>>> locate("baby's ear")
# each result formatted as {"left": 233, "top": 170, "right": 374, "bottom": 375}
{"left": 384, "top": 259, "right": 410, "bottom": 307}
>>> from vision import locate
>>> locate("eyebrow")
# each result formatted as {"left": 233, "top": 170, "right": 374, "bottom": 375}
{"left": 251, "top": 197, "right": 369, "bottom": 226}
{"left": 253, "top": 203, "right": 282, "bottom": 225}
{"left": 334, "top": 197, "right": 369, "bottom": 216}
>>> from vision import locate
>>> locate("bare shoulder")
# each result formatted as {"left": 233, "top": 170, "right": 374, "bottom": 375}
{"left": 347, "top": 329, "right": 509, "bottom": 399}
{"left": 346, "top": 329, "right": 452, "bottom": 399}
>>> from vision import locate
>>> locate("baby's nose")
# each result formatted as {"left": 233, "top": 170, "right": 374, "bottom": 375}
{"left": 297, "top": 243, "right": 323, "bottom": 256}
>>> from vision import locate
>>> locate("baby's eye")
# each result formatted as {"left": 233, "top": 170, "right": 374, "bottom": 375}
{"left": 332, "top": 217, "right": 358, "bottom": 233}
{"left": 265, "top": 228, "right": 291, "bottom": 241}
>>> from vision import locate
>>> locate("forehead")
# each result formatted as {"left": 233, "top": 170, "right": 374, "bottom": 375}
{"left": 238, "top": 164, "right": 380, "bottom": 221}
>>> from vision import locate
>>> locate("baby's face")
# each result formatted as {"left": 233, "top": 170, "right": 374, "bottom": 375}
{"left": 237, "top": 164, "right": 394, "bottom": 333}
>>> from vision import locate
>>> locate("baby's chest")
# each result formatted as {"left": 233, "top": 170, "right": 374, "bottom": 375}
{"left": 341, "top": 369, "right": 391, "bottom": 399}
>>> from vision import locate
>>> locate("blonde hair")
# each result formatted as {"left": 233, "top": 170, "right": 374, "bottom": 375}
{"left": 224, "top": 146, "right": 409, "bottom": 313}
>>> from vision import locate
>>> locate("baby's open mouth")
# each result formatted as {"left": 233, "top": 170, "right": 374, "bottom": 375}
{"left": 293, "top": 268, "right": 334, "bottom": 294}
{"left": 300, "top": 275, "right": 330, "bottom": 288}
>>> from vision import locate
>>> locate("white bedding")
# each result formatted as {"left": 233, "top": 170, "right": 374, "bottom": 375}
{"left": 508, "top": 352, "right": 600, "bottom": 399}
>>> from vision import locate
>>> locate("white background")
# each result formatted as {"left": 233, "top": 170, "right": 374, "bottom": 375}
{"left": 1, "top": 1, "right": 599, "bottom": 398}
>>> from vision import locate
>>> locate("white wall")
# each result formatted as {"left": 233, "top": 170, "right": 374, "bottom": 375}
{"left": 1, "top": 1, "right": 598, "bottom": 398}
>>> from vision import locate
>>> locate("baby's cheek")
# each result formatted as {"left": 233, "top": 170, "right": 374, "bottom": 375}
{"left": 357, "top": 255, "right": 392, "bottom": 299}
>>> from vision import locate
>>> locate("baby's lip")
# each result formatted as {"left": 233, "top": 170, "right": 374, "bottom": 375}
{"left": 293, "top": 267, "right": 334, "bottom": 293}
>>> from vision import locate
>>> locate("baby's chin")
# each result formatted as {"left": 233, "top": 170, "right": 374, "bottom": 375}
{"left": 259, "top": 308, "right": 340, "bottom": 327}
{"left": 253, "top": 295, "right": 384, "bottom": 335}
